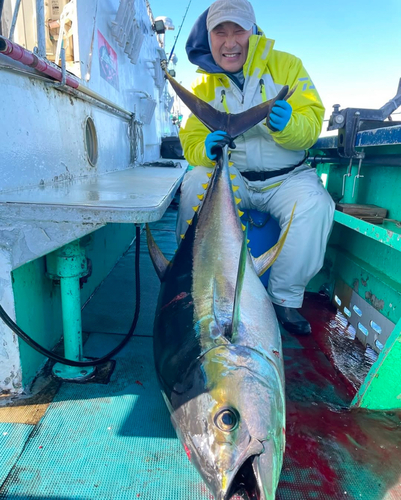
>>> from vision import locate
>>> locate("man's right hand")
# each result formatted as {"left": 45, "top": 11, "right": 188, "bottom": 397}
{"left": 205, "top": 130, "right": 236, "bottom": 160}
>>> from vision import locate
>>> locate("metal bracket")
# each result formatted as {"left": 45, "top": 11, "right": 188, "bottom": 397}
{"left": 48, "top": 48, "right": 67, "bottom": 88}
{"left": 352, "top": 155, "right": 364, "bottom": 198}
{"left": 328, "top": 78, "right": 401, "bottom": 158}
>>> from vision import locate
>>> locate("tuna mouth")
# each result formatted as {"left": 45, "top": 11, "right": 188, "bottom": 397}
{"left": 225, "top": 455, "right": 261, "bottom": 500}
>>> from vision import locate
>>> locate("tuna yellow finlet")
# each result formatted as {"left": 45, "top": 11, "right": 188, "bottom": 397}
{"left": 235, "top": 197, "right": 241, "bottom": 205}
{"left": 238, "top": 210, "right": 244, "bottom": 217}
{"left": 180, "top": 234, "right": 185, "bottom": 240}
{"left": 197, "top": 194, "right": 204, "bottom": 201}
{"left": 202, "top": 183, "right": 209, "bottom": 190}
{"left": 186, "top": 219, "right": 193, "bottom": 225}
{"left": 206, "top": 172, "right": 212, "bottom": 178}
{"left": 192, "top": 205, "right": 200, "bottom": 212}
{"left": 232, "top": 185, "right": 239, "bottom": 192}
{"left": 241, "top": 223, "right": 246, "bottom": 231}
{"left": 230, "top": 174, "right": 236, "bottom": 180}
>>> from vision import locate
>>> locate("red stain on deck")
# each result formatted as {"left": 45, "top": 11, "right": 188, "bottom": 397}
{"left": 276, "top": 293, "right": 401, "bottom": 499}
{"left": 184, "top": 444, "right": 191, "bottom": 461}
{"left": 135, "top": 380, "right": 143, "bottom": 387}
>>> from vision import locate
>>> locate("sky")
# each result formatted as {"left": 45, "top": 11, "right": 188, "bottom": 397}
{"left": 149, "top": 0, "right": 401, "bottom": 130}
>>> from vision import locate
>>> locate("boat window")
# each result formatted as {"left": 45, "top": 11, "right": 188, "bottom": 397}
{"left": 84, "top": 117, "right": 98, "bottom": 167}
{"left": 353, "top": 305, "right": 362, "bottom": 317}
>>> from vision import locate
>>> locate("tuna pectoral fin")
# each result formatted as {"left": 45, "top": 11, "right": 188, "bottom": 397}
{"left": 251, "top": 204, "right": 296, "bottom": 277}
{"left": 228, "top": 227, "right": 248, "bottom": 341}
{"left": 146, "top": 224, "right": 170, "bottom": 281}
{"left": 164, "top": 69, "right": 290, "bottom": 137}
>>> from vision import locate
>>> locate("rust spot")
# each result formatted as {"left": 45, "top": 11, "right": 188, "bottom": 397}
{"left": 365, "top": 291, "right": 384, "bottom": 311}
{"left": 353, "top": 279, "right": 359, "bottom": 293}
{"left": 361, "top": 276, "right": 369, "bottom": 287}
{"left": 135, "top": 380, "right": 144, "bottom": 387}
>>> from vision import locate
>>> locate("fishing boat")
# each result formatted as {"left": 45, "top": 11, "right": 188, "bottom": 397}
{"left": 0, "top": 0, "right": 401, "bottom": 498}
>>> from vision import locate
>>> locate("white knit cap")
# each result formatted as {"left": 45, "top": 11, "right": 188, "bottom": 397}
{"left": 206, "top": 0, "right": 256, "bottom": 32}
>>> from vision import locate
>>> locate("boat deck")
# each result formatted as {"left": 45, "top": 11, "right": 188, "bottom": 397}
{"left": 1, "top": 207, "right": 401, "bottom": 500}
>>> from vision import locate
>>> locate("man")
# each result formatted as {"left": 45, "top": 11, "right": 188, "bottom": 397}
{"left": 177, "top": 0, "right": 335, "bottom": 335}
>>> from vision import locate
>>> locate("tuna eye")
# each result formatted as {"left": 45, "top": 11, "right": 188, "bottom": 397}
{"left": 214, "top": 409, "right": 239, "bottom": 432}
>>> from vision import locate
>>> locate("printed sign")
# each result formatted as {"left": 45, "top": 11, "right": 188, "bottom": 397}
{"left": 98, "top": 30, "right": 119, "bottom": 90}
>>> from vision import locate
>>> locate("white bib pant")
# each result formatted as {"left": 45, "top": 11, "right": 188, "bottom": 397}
{"left": 176, "top": 165, "right": 335, "bottom": 308}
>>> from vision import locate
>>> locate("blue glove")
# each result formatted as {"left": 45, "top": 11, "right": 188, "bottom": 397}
{"left": 268, "top": 100, "right": 292, "bottom": 132}
{"left": 205, "top": 130, "right": 236, "bottom": 160}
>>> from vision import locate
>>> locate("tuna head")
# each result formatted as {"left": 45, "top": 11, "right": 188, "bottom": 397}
{"left": 169, "top": 345, "right": 285, "bottom": 500}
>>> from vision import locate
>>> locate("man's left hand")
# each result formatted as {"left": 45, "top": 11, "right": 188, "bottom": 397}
{"left": 268, "top": 100, "right": 292, "bottom": 132}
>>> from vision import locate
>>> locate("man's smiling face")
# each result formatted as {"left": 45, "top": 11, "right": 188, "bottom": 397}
{"left": 210, "top": 21, "right": 252, "bottom": 73}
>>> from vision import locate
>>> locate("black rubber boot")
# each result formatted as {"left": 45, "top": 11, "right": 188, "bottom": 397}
{"left": 273, "top": 303, "right": 311, "bottom": 335}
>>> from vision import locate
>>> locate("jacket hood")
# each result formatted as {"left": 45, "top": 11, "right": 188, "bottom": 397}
{"left": 186, "top": 8, "right": 222, "bottom": 74}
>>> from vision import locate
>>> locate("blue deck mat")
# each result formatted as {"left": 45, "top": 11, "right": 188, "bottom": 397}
{"left": 3, "top": 207, "right": 401, "bottom": 499}
{"left": 0, "top": 334, "right": 213, "bottom": 499}
{"left": 0, "top": 423, "right": 34, "bottom": 486}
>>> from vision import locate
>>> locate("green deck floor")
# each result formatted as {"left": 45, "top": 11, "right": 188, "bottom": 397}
{"left": 1, "top": 208, "right": 401, "bottom": 499}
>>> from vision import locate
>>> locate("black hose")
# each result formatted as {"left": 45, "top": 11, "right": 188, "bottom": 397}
{"left": 0, "top": 226, "right": 141, "bottom": 367}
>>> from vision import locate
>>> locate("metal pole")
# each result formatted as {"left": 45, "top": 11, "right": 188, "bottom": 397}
{"left": 0, "top": 0, "right": 5, "bottom": 32}
{"left": 60, "top": 275, "right": 83, "bottom": 363}
{"left": 46, "top": 241, "right": 95, "bottom": 380}
{"left": 35, "top": 0, "right": 46, "bottom": 58}
{"left": 9, "top": 0, "right": 22, "bottom": 41}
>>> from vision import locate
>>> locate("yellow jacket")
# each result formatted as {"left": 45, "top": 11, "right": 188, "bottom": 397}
{"left": 179, "top": 33, "right": 325, "bottom": 171}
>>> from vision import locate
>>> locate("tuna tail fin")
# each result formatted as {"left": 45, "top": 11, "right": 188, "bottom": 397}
{"left": 146, "top": 224, "right": 170, "bottom": 281}
{"left": 163, "top": 69, "right": 295, "bottom": 137}
{"left": 251, "top": 204, "right": 296, "bottom": 277}
{"left": 228, "top": 225, "right": 249, "bottom": 342}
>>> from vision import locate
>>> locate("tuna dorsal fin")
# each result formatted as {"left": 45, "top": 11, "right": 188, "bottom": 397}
{"left": 251, "top": 204, "right": 296, "bottom": 277}
{"left": 146, "top": 224, "right": 170, "bottom": 281}
{"left": 228, "top": 226, "right": 249, "bottom": 342}
{"left": 164, "top": 69, "right": 292, "bottom": 137}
